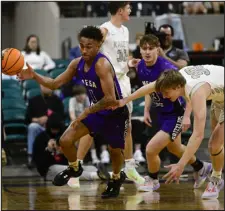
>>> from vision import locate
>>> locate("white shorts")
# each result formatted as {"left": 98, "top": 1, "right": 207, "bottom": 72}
{"left": 211, "top": 101, "right": 224, "bottom": 124}
{"left": 117, "top": 74, "right": 133, "bottom": 114}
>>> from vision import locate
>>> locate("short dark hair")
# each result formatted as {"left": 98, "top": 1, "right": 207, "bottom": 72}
{"left": 158, "top": 24, "right": 174, "bottom": 36}
{"left": 108, "top": 2, "right": 130, "bottom": 15}
{"left": 140, "top": 34, "right": 160, "bottom": 48}
{"left": 23, "top": 34, "right": 41, "bottom": 55}
{"left": 78, "top": 26, "right": 103, "bottom": 42}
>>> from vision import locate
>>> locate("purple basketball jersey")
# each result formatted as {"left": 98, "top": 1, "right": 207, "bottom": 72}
{"left": 76, "top": 52, "right": 123, "bottom": 115}
{"left": 137, "top": 56, "right": 185, "bottom": 114}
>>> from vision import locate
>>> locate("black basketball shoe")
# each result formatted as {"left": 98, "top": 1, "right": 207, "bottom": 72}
{"left": 52, "top": 161, "right": 83, "bottom": 186}
{"left": 101, "top": 171, "right": 126, "bottom": 199}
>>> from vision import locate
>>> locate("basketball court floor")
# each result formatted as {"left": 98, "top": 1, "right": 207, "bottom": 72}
{"left": 2, "top": 175, "right": 224, "bottom": 210}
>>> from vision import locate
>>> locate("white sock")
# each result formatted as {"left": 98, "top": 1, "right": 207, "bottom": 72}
{"left": 211, "top": 170, "right": 222, "bottom": 180}
{"left": 125, "top": 158, "right": 135, "bottom": 168}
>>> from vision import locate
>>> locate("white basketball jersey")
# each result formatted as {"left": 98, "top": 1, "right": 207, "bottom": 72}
{"left": 100, "top": 21, "right": 129, "bottom": 78}
{"left": 180, "top": 65, "right": 224, "bottom": 103}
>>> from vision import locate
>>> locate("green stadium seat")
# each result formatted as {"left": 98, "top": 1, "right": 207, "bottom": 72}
{"left": 3, "top": 109, "right": 26, "bottom": 123}
{"left": 62, "top": 97, "right": 71, "bottom": 126}
{"left": 5, "top": 134, "right": 27, "bottom": 142}
{"left": 2, "top": 79, "right": 20, "bottom": 89}
{"left": 26, "top": 88, "right": 41, "bottom": 100}
{"left": 34, "top": 69, "right": 49, "bottom": 76}
{"left": 3, "top": 88, "right": 23, "bottom": 99}
{"left": 22, "top": 80, "right": 40, "bottom": 90}
{"left": 4, "top": 123, "right": 27, "bottom": 135}
{"left": 50, "top": 68, "right": 65, "bottom": 79}
{"left": 2, "top": 99, "right": 26, "bottom": 110}
{"left": 53, "top": 59, "right": 70, "bottom": 68}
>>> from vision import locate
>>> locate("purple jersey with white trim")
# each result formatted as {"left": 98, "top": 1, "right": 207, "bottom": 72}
{"left": 137, "top": 56, "right": 185, "bottom": 114}
{"left": 76, "top": 52, "right": 123, "bottom": 115}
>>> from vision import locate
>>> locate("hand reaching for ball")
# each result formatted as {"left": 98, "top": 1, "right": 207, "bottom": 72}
{"left": 17, "top": 63, "right": 34, "bottom": 81}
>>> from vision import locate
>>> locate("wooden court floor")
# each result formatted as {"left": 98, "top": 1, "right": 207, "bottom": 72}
{"left": 2, "top": 177, "right": 224, "bottom": 210}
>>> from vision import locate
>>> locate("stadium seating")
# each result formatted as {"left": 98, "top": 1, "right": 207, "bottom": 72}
{"left": 49, "top": 68, "right": 65, "bottom": 79}
{"left": 25, "top": 88, "right": 42, "bottom": 100}
{"left": 22, "top": 80, "right": 40, "bottom": 90}
{"left": 62, "top": 97, "right": 71, "bottom": 126}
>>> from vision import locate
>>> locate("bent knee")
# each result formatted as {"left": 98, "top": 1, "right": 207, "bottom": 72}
{"left": 208, "top": 141, "right": 223, "bottom": 154}
{"left": 59, "top": 135, "right": 73, "bottom": 148}
{"left": 146, "top": 144, "right": 158, "bottom": 156}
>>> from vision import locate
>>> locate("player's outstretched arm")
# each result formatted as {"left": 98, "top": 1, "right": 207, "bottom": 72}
{"left": 178, "top": 87, "right": 208, "bottom": 167}
{"left": 17, "top": 58, "right": 81, "bottom": 90}
{"left": 163, "top": 87, "right": 209, "bottom": 184}
{"left": 123, "top": 82, "right": 156, "bottom": 105}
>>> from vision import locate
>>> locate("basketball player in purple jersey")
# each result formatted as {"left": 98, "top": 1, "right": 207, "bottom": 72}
{"left": 75, "top": 2, "right": 145, "bottom": 185}
{"left": 126, "top": 34, "right": 211, "bottom": 191}
{"left": 17, "top": 26, "right": 129, "bottom": 199}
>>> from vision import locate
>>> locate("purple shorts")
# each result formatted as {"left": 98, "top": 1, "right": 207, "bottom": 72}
{"left": 158, "top": 114, "right": 183, "bottom": 141}
{"left": 81, "top": 106, "right": 129, "bottom": 149}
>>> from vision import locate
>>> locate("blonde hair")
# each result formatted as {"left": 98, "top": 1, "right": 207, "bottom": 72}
{"left": 155, "top": 70, "right": 186, "bottom": 93}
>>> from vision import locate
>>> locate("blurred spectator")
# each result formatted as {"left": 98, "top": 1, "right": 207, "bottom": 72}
{"left": 158, "top": 24, "right": 189, "bottom": 69}
{"left": 22, "top": 34, "right": 56, "bottom": 71}
{"left": 183, "top": 2, "right": 207, "bottom": 14}
{"left": 69, "top": 85, "right": 103, "bottom": 164}
{"left": 132, "top": 33, "right": 144, "bottom": 59}
{"left": 69, "top": 85, "right": 89, "bottom": 122}
{"left": 32, "top": 113, "right": 110, "bottom": 183}
{"left": 69, "top": 45, "right": 82, "bottom": 61}
{"left": 32, "top": 113, "right": 66, "bottom": 178}
{"left": 26, "top": 85, "right": 64, "bottom": 169}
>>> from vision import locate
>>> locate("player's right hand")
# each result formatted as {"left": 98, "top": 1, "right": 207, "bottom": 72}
{"left": 17, "top": 63, "right": 34, "bottom": 80}
{"left": 144, "top": 110, "right": 152, "bottom": 127}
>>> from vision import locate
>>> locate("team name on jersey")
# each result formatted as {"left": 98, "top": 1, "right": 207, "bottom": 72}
{"left": 184, "top": 65, "right": 210, "bottom": 79}
{"left": 142, "top": 81, "right": 150, "bottom": 85}
{"left": 172, "top": 116, "right": 183, "bottom": 140}
{"left": 113, "top": 41, "right": 128, "bottom": 49}
{"left": 82, "top": 79, "right": 97, "bottom": 88}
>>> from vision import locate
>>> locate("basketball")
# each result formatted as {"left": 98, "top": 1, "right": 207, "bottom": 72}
{"left": 2, "top": 48, "right": 25, "bottom": 76}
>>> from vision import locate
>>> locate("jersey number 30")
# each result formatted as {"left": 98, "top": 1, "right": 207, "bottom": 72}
{"left": 117, "top": 49, "right": 128, "bottom": 62}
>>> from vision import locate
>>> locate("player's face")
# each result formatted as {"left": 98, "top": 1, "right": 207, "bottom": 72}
{"left": 120, "top": 4, "right": 131, "bottom": 21}
{"left": 79, "top": 37, "right": 101, "bottom": 62}
{"left": 140, "top": 43, "right": 158, "bottom": 65}
{"left": 28, "top": 37, "right": 38, "bottom": 51}
{"left": 159, "top": 27, "right": 173, "bottom": 48}
{"left": 162, "top": 87, "right": 182, "bottom": 102}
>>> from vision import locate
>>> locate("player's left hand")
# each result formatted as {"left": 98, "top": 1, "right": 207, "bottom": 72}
{"left": 182, "top": 116, "right": 191, "bottom": 132}
{"left": 128, "top": 58, "right": 141, "bottom": 68}
{"left": 71, "top": 108, "right": 90, "bottom": 128}
{"left": 163, "top": 163, "right": 184, "bottom": 184}
{"left": 76, "top": 108, "right": 90, "bottom": 122}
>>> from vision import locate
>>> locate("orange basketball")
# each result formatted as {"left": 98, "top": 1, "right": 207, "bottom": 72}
{"left": 2, "top": 48, "right": 25, "bottom": 76}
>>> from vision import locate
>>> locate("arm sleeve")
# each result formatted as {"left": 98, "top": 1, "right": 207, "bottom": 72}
{"left": 176, "top": 49, "right": 190, "bottom": 62}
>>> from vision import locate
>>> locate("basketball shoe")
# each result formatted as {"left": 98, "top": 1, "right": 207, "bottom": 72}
{"left": 136, "top": 176, "right": 160, "bottom": 192}
{"left": 101, "top": 171, "right": 126, "bottom": 198}
{"left": 202, "top": 176, "right": 224, "bottom": 199}
{"left": 124, "top": 158, "right": 145, "bottom": 185}
{"left": 52, "top": 161, "right": 83, "bottom": 186}
{"left": 193, "top": 161, "right": 212, "bottom": 189}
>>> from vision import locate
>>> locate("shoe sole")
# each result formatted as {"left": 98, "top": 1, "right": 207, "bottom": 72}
{"left": 194, "top": 163, "right": 212, "bottom": 189}
{"left": 202, "top": 194, "right": 219, "bottom": 200}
